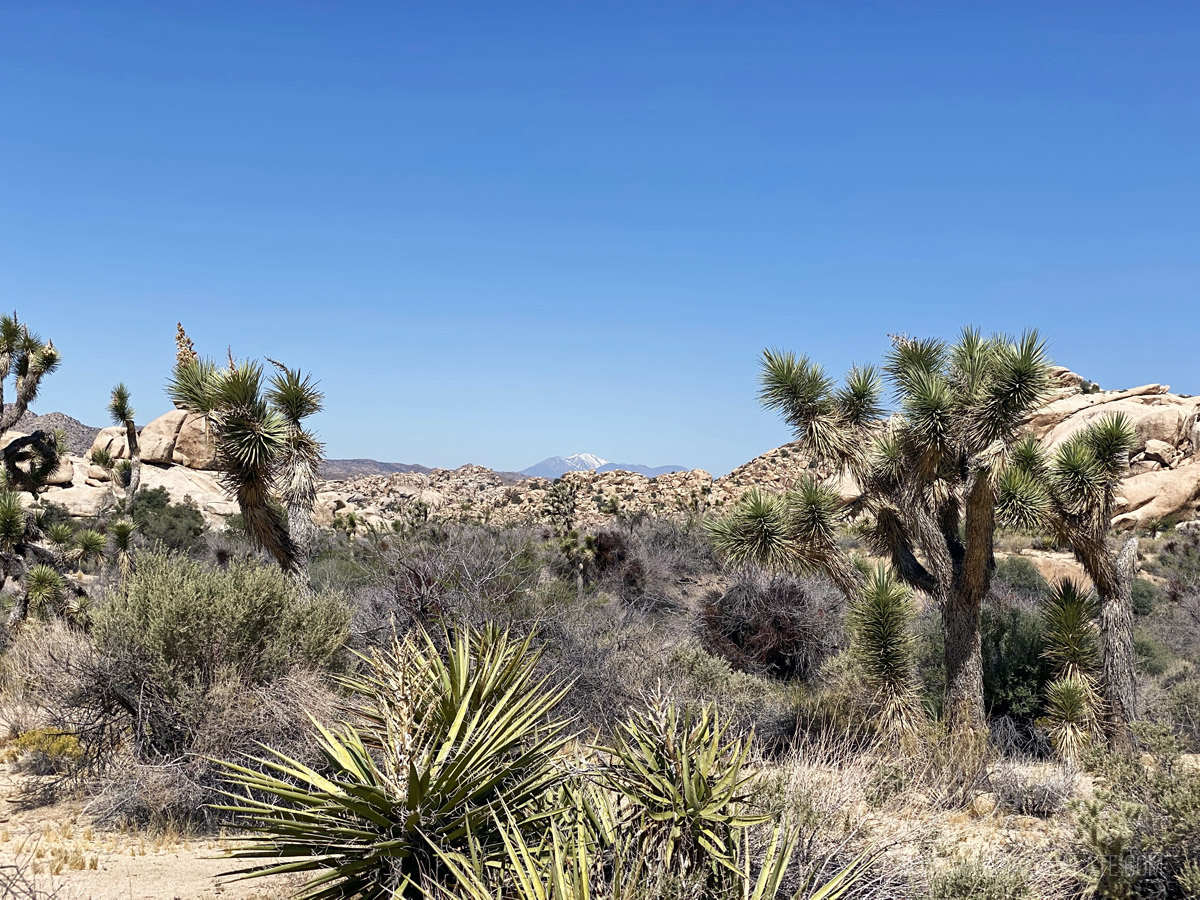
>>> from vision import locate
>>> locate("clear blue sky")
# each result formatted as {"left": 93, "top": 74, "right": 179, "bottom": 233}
{"left": 3, "top": 3, "right": 1197, "bottom": 475}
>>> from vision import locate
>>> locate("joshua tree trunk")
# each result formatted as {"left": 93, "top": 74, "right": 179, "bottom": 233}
{"left": 1099, "top": 537, "right": 1138, "bottom": 749}
{"left": 943, "top": 595, "right": 986, "bottom": 729}
{"left": 122, "top": 419, "right": 142, "bottom": 505}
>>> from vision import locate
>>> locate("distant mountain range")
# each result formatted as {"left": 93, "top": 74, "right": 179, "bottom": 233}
{"left": 7, "top": 410, "right": 682, "bottom": 484}
{"left": 319, "top": 459, "right": 433, "bottom": 480}
{"left": 520, "top": 453, "right": 688, "bottom": 479}
{"left": 4, "top": 408, "right": 100, "bottom": 456}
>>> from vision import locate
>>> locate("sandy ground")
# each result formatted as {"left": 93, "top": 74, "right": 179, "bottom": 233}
{"left": 0, "top": 765, "right": 303, "bottom": 900}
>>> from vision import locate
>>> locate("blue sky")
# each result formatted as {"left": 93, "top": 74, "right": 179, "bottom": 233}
{"left": 2, "top": 3, "right": 1198, "bottom": 475}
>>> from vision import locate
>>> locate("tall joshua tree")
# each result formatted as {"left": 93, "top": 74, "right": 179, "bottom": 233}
{"left": 710, "top": 329, "right": 1052, "bottom": 733}
{"left": 0, "top": 312, "right": 60, "bottom": 433}
{"left": 999, "top": 414, "right": 1140, "bottom": 747}
{"left": 108, "top": 383, "right": 141, "bottom": 505}
{"left": 168, "top": 355, "right": 323, "bottom": 575}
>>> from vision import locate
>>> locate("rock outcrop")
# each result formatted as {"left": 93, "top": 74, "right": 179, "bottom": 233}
{"left": 14, "top": 372, "right": 1200, "bottom": 534}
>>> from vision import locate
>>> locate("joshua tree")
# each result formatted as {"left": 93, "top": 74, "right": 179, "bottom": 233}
{"left": 1, "top": 428, "right": 65, "bottom": 495}
{"left": 108, "top": 383, "right": 142, "bottom": 504}
{"left": 168, "top": 356, "right": 323, "bottom": 575}
{"left": 0, "top": 312, "right": 60, "bottom": 433}
{"left": 999, "top": 414, "right": 1140, "bottom": 747}
{"left": 709, "top": 330, "right": 1052, "bottom": 733}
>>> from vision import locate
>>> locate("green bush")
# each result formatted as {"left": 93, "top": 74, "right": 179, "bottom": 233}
{"left": 126, "top": 486, "right": 206, "bottom": 552}
{"left": 927, "top": 861, "right": 1031, "bottom": 900}
{"left": 93, "top": 550, "right": 349, "bottom": 744}
{"left": 1134, "top": 627, "right": 1176, "bottom": 677}
{"left": 1132, "top": 578, "right": 1164, "bottom": 617}
{"left": 994, "top": 556, "right": 1048, "bottom": 597}
{"left": 980, "top": 601, "right": 1050, "bottom": 727}
{"left": 1075, "top": 727, "right": 1200, "bottom": 898}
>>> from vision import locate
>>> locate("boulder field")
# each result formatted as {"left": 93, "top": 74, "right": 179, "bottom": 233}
{"left": 5, "top": 368, "right": 1198, "bottom": 532}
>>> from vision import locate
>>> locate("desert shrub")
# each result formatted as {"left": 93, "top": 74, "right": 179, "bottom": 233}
{"left": 701, "top": 570, "right": 844, "bottom": 680}
{"left": 990, "top": 761, "right": 1076, "bottom": 817}
{"left": 126, "top": 486, "right": 206, "bottom": 552}
{"left": 1133, "top": 627, "right": 1176, "bottom": 677}
{"left": 1, "top": 727, "right": 84, "bottom": 775}
{"left": 979, "top": 597, "right": 1050, "bottom": 728}
{"left": 926, "top": 860, "right": 1032, "bottom": 900}
{"left": 93, "top": 551, "right": 348, "bottom": 727}
{"left": 1074, "top": 726, "right": 1200, "bottom": 899}
{"left": 351, "top": 525, "right": 543, "bottom": 639}
{"left": 1132, "top": 578, "right": 1164, "bottom": 616}
{"left": 994, "top": 556, "right": 1048, "bottom": 597}
{"left": 1149, "top": 530, "right": 1200, "bottom": 601}
{"left": 632, "top": 517, "right": 718, "bottom": 580}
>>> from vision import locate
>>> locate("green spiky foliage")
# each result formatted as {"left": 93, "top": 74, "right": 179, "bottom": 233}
{"left": 1042, "top": 675, "right": 1097, "bottom": 762}
{"left": 25, "top": 563, "right": 66, "bottom": 615}
{"left": 108, "top": 382, "right": 142, "bottom": 503}
{"left": 1038, "top": 579, "right": 1102, "bottom": 761}
{"left": 168, "top": 356, "right": 323, "bottom": 574}
{"left": 999, "top": 413, "right": 1141, "bottom": 745}
{"left": 428, "top": 803, "right": 876, "bottom": 900}
{"left": 1041, "top": 579, "right": 1100, "bottom": 682}
{"left": 0, "top": 312, "right": 61, "bottom": 433}
{"left": 1, "top": 428, "right": 65, "bottom": 495}
{"left": 848, "top": 566, "right": 924, "bottom": 737}
{"left": 602, "top": 698, "right": 768, "bottom": 888}
{"left": 708, "top": 482, "right": 863, "bottom": 599}
{"left": 712, "top": 329, "right": 1053, "bottom": 732}
{"left": 266, "top": 360, "right": 325, "bottom": 568}
{"left": 543, "top": 480, "right": 579, "bottom": 537}
{"left": 70, "top": 529, "right": 107, "bottom": 573}
{"left": 216, "top": 626, "right": 573, "bottom": 898}
{"left": 43, "top": 521, "right": 75, "bottom": 565}
{"left": 90, "top": 447, "right": 114, "bottom": 471}
{"left": 107, "top": 519, "right": 138, "bottom": 579}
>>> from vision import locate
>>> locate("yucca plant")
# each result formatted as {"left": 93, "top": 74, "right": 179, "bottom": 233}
{"left": 710, "top": 329, "right": 1053, "bottom": 733}
{"left": 1, "top": 489, "right": 36, "bottom": 622}
{"left": 1042, "top": 675, "right": 1097, "bottom": 762}
{"left": 848, "top": 566, "right": 925, "bottom": 737}
{"left": 169, "top": 355, "right": 323, "bottom": 575}
{"left": 25, "top": 563, "right": 66, "bottom": 615}
{"left": 1038, "top": 579, "right": 1102, "bottom": 760}
{"left": 70, "top": 529, "right": 107, "bottom": 574}
{"left": 216, "top": 625, "right": 574, "bottom": 898}
{"left": 602, "top": 697, "right": 768, "bottom": 887}
{"left": 999, "top": 414, "right": 1140, "bottom": 746}
{"left": 431, "top": 805, "right": 876, "bottom": 900}
{"left": 43, "top": 521, "right": 75, "bottom": 566}
{"left": 108, "top": 383, "right": 141, "bottom": 503}
{"left": 107, "top": 519, "right": 138, "bottom": 579}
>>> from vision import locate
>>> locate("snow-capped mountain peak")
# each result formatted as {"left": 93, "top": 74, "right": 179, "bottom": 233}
{"left": 520, "top": 453, "right": 609, "bottom": 478}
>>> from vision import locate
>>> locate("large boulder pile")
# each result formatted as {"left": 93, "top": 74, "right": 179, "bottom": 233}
{"left": 8, "top": 368, "right": 1199, "bottom": 533}
{"left": 3, "top": 409, "right": 232, "bottom": 523}
{"left": 1027, "top": 369, "right": 1200, "bottom": 529}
